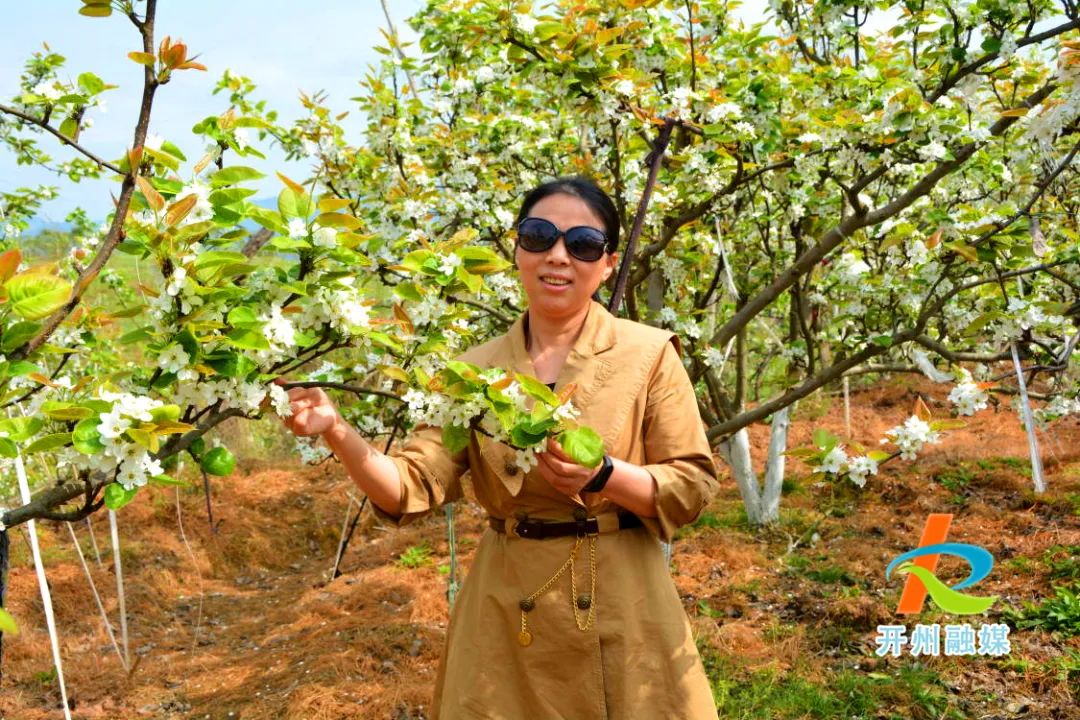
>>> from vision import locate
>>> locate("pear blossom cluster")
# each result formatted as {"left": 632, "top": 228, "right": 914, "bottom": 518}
{"left": 884, "top": 416, "right": 941, "bottom": 461}
{"left": 947, "top": 370, "right": 990, "bottom": 416}
{"left": 810, "top": 445, "right": 880, "bottom": 488}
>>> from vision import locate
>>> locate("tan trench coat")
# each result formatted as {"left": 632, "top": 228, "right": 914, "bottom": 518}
{"left": 381, "top": 301, "right": 721, "bottom": 720}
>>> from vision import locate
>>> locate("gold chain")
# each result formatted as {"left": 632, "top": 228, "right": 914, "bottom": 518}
{"left": 518, "top": 534, "right": 597, "bottom": 647}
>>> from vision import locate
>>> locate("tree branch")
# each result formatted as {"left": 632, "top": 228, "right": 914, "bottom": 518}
{"left": 0, "top": 102, "right": 124, "bottom": 175}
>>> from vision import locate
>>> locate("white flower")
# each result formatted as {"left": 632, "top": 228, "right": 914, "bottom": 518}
{"left": 658, "top": 307, "right": 678, "bottom": 326}
{"left": 269, "top": 384, "right": 292, "bottom": 417}
{"left": 797, "top": 132, "right": 822, "bottom": 144}
{"left": 553, "top": 401, "right": 580, "bottom": 423}
{"left": 847, "top": 456, "right": 879, "bottom": 488}
{"left": 32, "top": 80, "right": 63, "bottom": 101}
{"left": 948, "top": 370, "right": 989, "bottom": 416}
{"left": 312, "top": 225, "right": 337, "bottom": 249}
{"left": 514, "top": 447, "right": 539, "bottom": 473}
{"left": 516, "top": 13, "right": 539, "bottom": 34}
{"left": 919, "top": 141, "right": 948, "bottom": 161}
{"left": 815, "top": 446, "right": 849, "bottom": 475}
{"left": 702, "top": 346, "right": 726, "bottom": 369}
{"left": 733, "top": 121, "right": 757, "bottom": 138}
{"left": 614, "top": 79, "right": 635, "bottom": 96}
{"left": 706, "top": 102, "right": 742, "bottom": 122}
{"left": 264, "top": 305, "right": 297, "bottom": 348}
{"left": 158, "top": 344, "right": 190, "bottom": 373}
{"left": 234, "top": 128, "right": 250, "bottom": 151}
{"left": 438, "top": 252, "right": 462, "bottom": 276}
{"left": 144, "top": 133, "right": 165, "bottom": 152}
{"left": 475, "top": 66, "right": 496, "bottom": 83}
{"left": 98, "top": 410, "right": 131, "bottom": 440}
{"left": 165, "top": 266, "right": 187, "bottom": 297}
{"left": 288, "top": 218, "right": 307, "bottom": 239}
{"left": 885, "top": 416, "right": 940, "bottom": 461}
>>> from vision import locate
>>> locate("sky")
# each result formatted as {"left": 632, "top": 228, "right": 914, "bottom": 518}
{"left": 2, "top": 0, "right": 427, "bottom": 225}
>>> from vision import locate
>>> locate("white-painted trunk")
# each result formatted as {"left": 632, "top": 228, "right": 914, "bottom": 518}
{"left": 718, "top": 407, "right": 793, "bottom": 526}
{"left": 759, "top": 407, "right": 792, "bottom": 524}
{"left": 719, "top": 428, "right": 762, "bottom": 523}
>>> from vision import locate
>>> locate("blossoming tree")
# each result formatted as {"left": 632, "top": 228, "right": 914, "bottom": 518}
{"left": 1, "top": 0, "right": 1079, "bottom": 534}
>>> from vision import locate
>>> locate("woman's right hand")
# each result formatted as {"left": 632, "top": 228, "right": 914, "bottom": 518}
{"left": 276, "top": 381, "right": 342, "bottom": 438}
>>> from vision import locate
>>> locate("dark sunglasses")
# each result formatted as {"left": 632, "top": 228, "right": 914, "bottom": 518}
{"left": 516, "top": 217, "right": 610, "bottom": 262}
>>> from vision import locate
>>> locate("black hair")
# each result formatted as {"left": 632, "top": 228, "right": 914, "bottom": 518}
{"left": 515, "top": 176, "right": 620, "bottom": 254}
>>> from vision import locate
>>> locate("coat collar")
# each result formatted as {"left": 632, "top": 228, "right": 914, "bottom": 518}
{"left": 505, "top": 300, "right": 618, "bottom": 379}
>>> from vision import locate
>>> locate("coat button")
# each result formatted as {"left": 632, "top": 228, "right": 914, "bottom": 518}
{"left": 573, "top": 507, "right": 588, "bottom": 521}
{"left": 519, "top": 598, "right": 536, "bottom": 612}
{"left": 576, "top": 594, "right": 592, "bottom": 610}
{"left": 504, "top": 461, "right": 519, "bottom": 476}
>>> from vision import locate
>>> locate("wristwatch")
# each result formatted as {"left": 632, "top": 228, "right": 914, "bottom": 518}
{"left": 583, "top": 454, "right": 614, "bottom": 493}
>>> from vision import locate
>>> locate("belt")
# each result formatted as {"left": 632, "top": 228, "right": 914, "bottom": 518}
{"left": 488, "top": 512, "right": 643, "bottom": 539}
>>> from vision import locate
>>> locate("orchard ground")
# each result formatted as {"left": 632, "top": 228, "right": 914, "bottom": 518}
{"left": 1, "top": 378, "right": 1078, "bottom": 720}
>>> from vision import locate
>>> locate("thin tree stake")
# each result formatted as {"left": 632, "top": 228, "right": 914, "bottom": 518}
{"left": 329, "top": 495, "right": 357, "bottom": 581}
{"left": 608, "top": 118, "right": 676, "bottom": 316}
{"left": 331, "top": 496, "right": 368, "bottom": 581}
{"left": 1011, "top": 342, "right": 1047, "bottom": 493}
{"left": 108, "top": 509, "right": 130, "bottom": 668}
{"left": 445, "top": 503, "right": 460, "bottom": 608}
{"left": 200, "top": 468, "right": 217, "bottom": 533}
{"left": 0, "top": 529, "right": 9, "bottom": 681}
{"left": 843, "top": 376, "right": 852, "bottom": 438}
{"left": 174, "top": 464, "right": 206, "bottom": 652}
{"left": 14, "top": 452, "right": 72, "bottom": 719}
{"left": 85, "top": 516, "right": 104, "bottom": 570}
{"left": 66, "top": 523, "right": 127, "bottom": 671}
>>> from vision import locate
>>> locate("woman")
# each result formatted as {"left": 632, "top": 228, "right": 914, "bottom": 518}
{"left": 280, "top": 177, "right": 721, "bottom": 719}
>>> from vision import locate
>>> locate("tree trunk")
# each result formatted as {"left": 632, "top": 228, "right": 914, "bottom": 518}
{"left": 718, "top": 406, "right": 792, "bottom": 526}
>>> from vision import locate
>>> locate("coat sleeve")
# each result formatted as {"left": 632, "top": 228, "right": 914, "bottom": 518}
{"left": 370, "top": 425, "right": 469, "bottom": 526}
{"left": 638, "top": 341, "right": 720, "bottom": 542}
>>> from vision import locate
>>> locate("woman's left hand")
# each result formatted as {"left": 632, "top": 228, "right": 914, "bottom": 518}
{"left": 534, "top": 437, "right": 599, "bottom": 497}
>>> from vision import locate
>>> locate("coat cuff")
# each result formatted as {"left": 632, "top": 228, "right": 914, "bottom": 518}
{"left": 640, "top": 461, "right": 715, "bottom": 542}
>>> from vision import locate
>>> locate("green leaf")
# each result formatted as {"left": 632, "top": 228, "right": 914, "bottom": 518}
{"left": 442, "top": 424, "right": 471, "bottom": 453}
{"left": 514, "top": 373, "right": 560, "bottom": 406}
{"left": 534, "top": 22, "right": 564, "bottom": 41}
{"left": 24, "top": 432, "right": 73, "bottom": 454}
{"left": 78, "top": 5, "right": 112, "bottom": 17}
{"left": 5, "top": 272, "right": 73, "bottom": 320}
{"left": 104, "top": 483, "right": 138, "bottom": 510}
{"left": 278, "top": 186, "right": 312, "bottom": 220}
{"left": 558, "top": 427, "right": 604, "bottom": 468}
{"left": 1, "top": 322, "right": 41, "bottom": 352}
{"left": 226, "top": 328, "right": 271, "bottom": 351}
{"left": 812, "top": 428, "right": 837, "bottom": 451}
{"left": 510, "top": 424, "right": 548, "bottom": 448}
{"left": 0, "top": 607, "right": 18, "bottom": 636}
{"left": 209, "top": 166, "right": 265, "bottom": 187}
{"left": 148, "top": 473, "right": 187, "bottom": 487}
{"left": 0, "top": 416, "right": 44, "bottom": 442}
{"left": 73, "top": 417, "right": 105, "bottom": 455}
{"left": 0, "top": 438, "right": 17, "bottom": 458}
{"left": 205, "top": 352, "right": 257, "bottom": 378}
{"left": 77, "top": 72, "right": 105, "bottom": 96}
{"left": 150, "top": 405, "right": 182, "bottom": 423}
{"left": 0, "top": 359, "right": 44, "bottom": 378}
{"left": 40, "top": 401, "right": 93, "bottom": 420}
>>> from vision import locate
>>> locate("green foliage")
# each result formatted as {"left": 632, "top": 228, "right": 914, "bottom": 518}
{"left": 700, "top": 649, "right": 961, "bottom": 720}
{"left": 1005, "top": 585, "right": 1080, "bottom": 637}
{"left": 396, "top": 543, "right": 433, "bottom": 569}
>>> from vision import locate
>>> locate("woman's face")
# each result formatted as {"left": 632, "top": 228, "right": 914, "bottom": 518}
{"left": 514, "top": 193, "right": 618, "bottom": 323}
